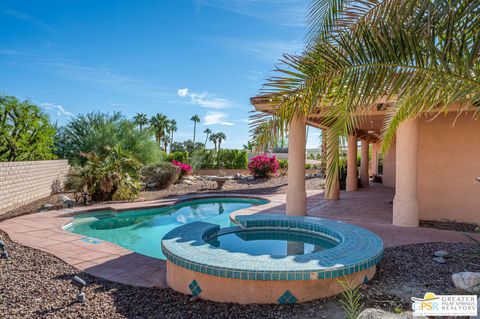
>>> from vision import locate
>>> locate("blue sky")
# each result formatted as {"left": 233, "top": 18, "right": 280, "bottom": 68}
{"left": 0, "top": 0, "right": 321, "bottom": 149}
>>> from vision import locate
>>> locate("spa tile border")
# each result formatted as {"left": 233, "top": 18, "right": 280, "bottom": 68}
{"left": 161, "top": 214, "right": 384, "bottom": 281}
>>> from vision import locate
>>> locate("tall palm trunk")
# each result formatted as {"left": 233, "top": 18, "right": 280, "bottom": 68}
{"left": 193, "top": 122, "right": 197, "bottom": 144}
{"left": 204, "top": 133, "right": 209, "bottom": 147}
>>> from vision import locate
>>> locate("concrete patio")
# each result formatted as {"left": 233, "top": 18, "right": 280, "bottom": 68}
{"left": 0, "top": 186, "right": 475, "bottom": 288}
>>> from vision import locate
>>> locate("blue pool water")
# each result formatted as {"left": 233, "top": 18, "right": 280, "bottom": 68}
{"left": 206, "top": 229, "right": 338, "bottom": 257}
{"left": 66, "top": 197, "right": 268, "bottom": 259}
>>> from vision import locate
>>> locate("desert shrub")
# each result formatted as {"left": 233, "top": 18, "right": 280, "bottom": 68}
{"left": 140, "top": 163, "right": 179, "bottom": 189}
{"left": 278, "top": 159, "right": 288, "bottom": 169}
{"left": 168, "top": 151, "right": 188, "bottom": 163}
{"left": 112, "top": 178, "right": 141, "bottom": 200}
{"left": 172, "top": 160, "right": 192, "bottom": 179}
{"left": 248, "top": 154, "right": 279, "bottom": 178}
{"left": 71, "top": 146, "right": 142, "bottom": 201}
{"left": 305, "top": 163, "right": 322, "bottom": 169}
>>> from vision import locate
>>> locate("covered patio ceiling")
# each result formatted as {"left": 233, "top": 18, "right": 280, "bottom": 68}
{"left": 250, "top": 95, "right": 398, "bottom": 142}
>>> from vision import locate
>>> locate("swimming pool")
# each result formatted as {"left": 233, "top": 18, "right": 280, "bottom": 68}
{"left": 65, "top": 197, "right": 268, "bottom": 259}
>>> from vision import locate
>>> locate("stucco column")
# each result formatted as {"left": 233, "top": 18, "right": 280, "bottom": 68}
{"left": 324, "top": 130, "right": 340, "bottom": 200}
{"left": 370, "top": 143, "right": 379, "bottom": 177}
{"left": 393, "top": 119, "right": 420, "bottom": 227}
{"left": 346, "top": 134, "right": 358, "bottom": 191}
{"left": 286, "top": 114, "right": 307, "bottom": 216}
{"left": 360, "top": 140, "right": 370, "bottom": 187}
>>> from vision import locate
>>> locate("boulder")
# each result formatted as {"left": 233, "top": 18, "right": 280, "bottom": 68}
{"left": 233, "top": 173, "right": 242, "bottom": 180}
{"left": 434, "top": 250, "right": 449, "bottom": 258}
{"left": 433, "top": 257, "right": 447, "bottom": 264}
{"left": 358, "top": 309, "right": 427, "bottom": 319}
{"left": 58, "top": 195, "right": 74, "bottom": 208}
{"left": 452, "top": 272, "right": 480, "bottom": 293}
{"left": 146, "top": 182, "right": 157, "bottom": 189}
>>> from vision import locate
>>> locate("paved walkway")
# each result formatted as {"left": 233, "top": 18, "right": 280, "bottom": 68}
{"left": 0, "top": 186, "right": 475, "bottom": 288}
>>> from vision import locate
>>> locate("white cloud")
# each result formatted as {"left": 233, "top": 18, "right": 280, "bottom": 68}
{"left": 177, "top": 88, "right": 231, "bottom": 109}
{"left": 40, "top": 102, "right": 73, "bottom": 117}
{"left": 203, "top": 112, "right": 234, "bottom": 126}
{"left": 177, "top": 88, "right": 189, "bottom": 97}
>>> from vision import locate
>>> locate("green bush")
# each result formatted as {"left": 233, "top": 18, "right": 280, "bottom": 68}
{"left": 140, "top": 163, "right": 180, "bottom": 189}
{"left": 190, "top": 149, "right": 248, "bottom": 169}
{"left": 168, "top": 151, "right": 188, "bottom": 163}
{"left": 278, "top": 159, "right": 288, "bottom": 169}
{"left": 217, "top": 149, "right": 248, "bottom": 169}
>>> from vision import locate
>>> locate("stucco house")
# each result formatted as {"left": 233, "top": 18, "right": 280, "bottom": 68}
{"left": 251, "top": 96, "right": 480, "bottom": 227}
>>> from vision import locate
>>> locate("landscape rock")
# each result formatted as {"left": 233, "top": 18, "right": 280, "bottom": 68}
{"left": 433, "top": 257, "right": 447, "bottom": 264}
{"left": 57, "top": 195, "right": 74, "bottom": 208}
{"left": 452, "top": 272, "right": 480, "bottom": 293}
{"left": 358, "top": 308, "right": 426, "bottom": 319}
{"left": 42, "top": 204, "right": 54, "bottom": 210}
{"left": 183, "top": 180, "right": 193, "bottom": 185}
{"left": 146, "top": 182, "right": 157, "bottom": 189}
{"left": 434, "top": 250, "right": 449, "bottom": 258}
{"left": 233, "top": 173, "right": 242, "bottom": 180}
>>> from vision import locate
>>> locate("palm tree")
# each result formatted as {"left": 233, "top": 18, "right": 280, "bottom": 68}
{"left": 190, "top": 115, "right": 200, "bottom": 144}
{"left": 203, "top": 128, "right": 212, "bottom": 147}
{"left": 209, "top": 133, "right": 218, "bottom": 151}
{"left": 161, "top": 135, "right": 170, "bottom": 153}
{"left": 133, "top": 113, "right": 148, "bottom": 133}
{"left": 168, "top": 119, "right": 177, "bottom": 152}
{"left": 149, "top": 113, "right": 169, "bottom": 149}
{"left": 252, "top": 0, "right": 480, "bottom": 191}
{"left": 216, "top": 132, "right": 226, "bottom": 151}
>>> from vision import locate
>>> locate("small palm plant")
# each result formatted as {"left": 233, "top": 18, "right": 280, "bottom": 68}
{"left": 338, "top": 278, "right": 364, "bottom": 319}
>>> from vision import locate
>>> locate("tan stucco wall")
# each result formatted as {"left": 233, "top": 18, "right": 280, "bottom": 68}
{"left": 167, "top": 260, "right": 376, "bottom": 304}
{"left": 417, "top": 113, "right": 480, "bottom": 223}
{"left": 382, "top": 142, "right": 396, "bottom": 188}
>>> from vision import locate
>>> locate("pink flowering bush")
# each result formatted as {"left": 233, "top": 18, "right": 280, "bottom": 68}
{"left": 248, "top": 155, "right": 279, "bottom": 178}
{"left": 172, "top": 160, "right": 192, "bottom": 179}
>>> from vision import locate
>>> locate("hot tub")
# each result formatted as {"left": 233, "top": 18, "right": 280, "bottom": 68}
{"left": 161, "top": 214, "right": 383, "bottom": 304}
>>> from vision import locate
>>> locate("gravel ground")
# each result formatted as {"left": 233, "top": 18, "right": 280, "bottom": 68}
{"left": 0, "top": 230, "right": 478, "bottom": 319}
{"left": 138, "top": 176, "right": 324, "bottom": 201}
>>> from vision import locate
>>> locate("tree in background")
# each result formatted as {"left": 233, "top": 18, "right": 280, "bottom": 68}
{"left": 216, "top": 132, "right": 226, "bottom": 151}
{"left": 203, "top": 128, "right": 211, "bottom": 147}
{"left": 150, "top": 113, "right": 169, "bottom": 148}
{"left": 168, "top": 119, "right": 177, "bottom": 152}
{"left": 0, "top": 95, "right": 56, "bottom": 161}
{"left": 190, "top": 114, "right": 200, "bottom": 144}
{"left": 209, "top": 133, "right": 218, "bottom": 151}
{"left": 133, "top": 113, "right": 148, "bottom": 133}
{"left": 55, "top": 111, "right": 162, "bottom": 165}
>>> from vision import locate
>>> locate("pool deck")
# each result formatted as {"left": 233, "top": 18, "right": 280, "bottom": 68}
{"left": 0, "top": 184, "right": 477, "bottom": 288}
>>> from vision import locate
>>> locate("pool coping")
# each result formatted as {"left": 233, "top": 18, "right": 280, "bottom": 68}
{"left": 0, "top": 193, "right": 280, "bottom": 288}
{"left": 161, "top": 214, "right": 384, "bottom": 281}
